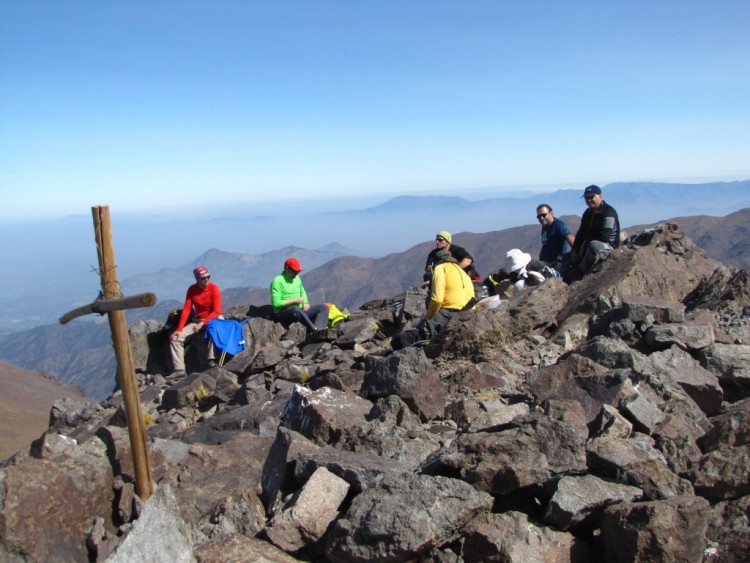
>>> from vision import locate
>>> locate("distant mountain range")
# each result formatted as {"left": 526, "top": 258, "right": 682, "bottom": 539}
{"left": 2, "top": 180, "right": 749, "bottom": 331}
{"left": 1, "top": 206, "right": 748, "bottom": 400}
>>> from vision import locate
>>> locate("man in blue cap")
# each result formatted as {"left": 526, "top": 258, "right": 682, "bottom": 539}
{"left": 570, "top": 185, "right": 620, "bottom": 276}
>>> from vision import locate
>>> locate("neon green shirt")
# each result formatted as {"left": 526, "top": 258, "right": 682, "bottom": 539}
{"left": 270, "top": 272, "right": 308, "bottom": 314}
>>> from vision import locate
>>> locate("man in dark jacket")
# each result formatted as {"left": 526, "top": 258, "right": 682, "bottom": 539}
{"left": 571, "top": 185, "right": 620, "bottom": 275}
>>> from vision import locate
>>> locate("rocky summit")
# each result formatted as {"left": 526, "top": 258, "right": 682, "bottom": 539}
{"left": 1, "top": 223, "right": 749, "bottom": 562}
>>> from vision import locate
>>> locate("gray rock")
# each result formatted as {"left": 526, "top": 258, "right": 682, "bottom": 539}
{"left": 543, "top": 474, "right": 643, "bottom": 530}
{"left": 543, "top": 399, "right": 589, "bottom": 441}
{"left": 462, "top": 511, "right": 596, "bottom": 563}
{"left": 361, "top": 347, "right": 448, "bottom": 421}
{"left": 260, "top": 427, "right": 321, "bottom": 516}
{"left": 586, "top": 436, "right": 694, "bottom": 499}
{"left": 700, "top": 397, "right": 750, "bottom": 452}
{"left": 162, "top": 372, "right": 217, "bottom": 411}
{"left": 591, "top": 404, "right": 633, "bottom": 440}
{"left": 650, "top": 346, "right": 723, "bottom": 416}
{"left": 325, "top": 473, "right": 492, "bottom": 562}
{"left": 264, "top": 467, "right": 350, "bottom": 553}
{"left": 0, "top": 437, "right": 115, "bottom": 562}
{"left": 335, "top": 316, "right": 379, "bottom": 348}
{"left": 688, "top": 445, "right": 750, "bottom": 500}
{"left": 705, "top": 494, "right": 750, "bottom": 563}
{"left": 164, "top": 433, "right": 275, "bottom": 541}
{"left": 427, "top": 416, "right": 587, "bottom": 495}
{"left": 294, "top": 446, "right": 411, "bottom": 494}
{"left": 623, "top": 295, "right": 686, "bottom": 323}
{"left": 644, "top": 322, "right": 714, "bottom": 351}
{"left": 601, "top": 496, "right": 710, "bottom": 563}
{"left": 282, "top": 385, "right": 373, "bottom": 447}
{"left": 106, "top": 484, "right": 194, "bottom": 563}
{"left": 621, "top": 394, "right": 667, "bottom": 434}
{"left": 193, "top": 534, "right": 300, "bottom": 562}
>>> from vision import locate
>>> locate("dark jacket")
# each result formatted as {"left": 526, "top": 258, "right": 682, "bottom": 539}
{"left": 572, "top": 201, "right": 620, "bottom": 253}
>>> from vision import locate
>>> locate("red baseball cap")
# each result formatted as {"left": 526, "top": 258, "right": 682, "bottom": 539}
{"left": 193, "top": 266, "right": 210, "bottom": 278}
{"left": 284, "top": 257, "right": 302, "bottom": 273}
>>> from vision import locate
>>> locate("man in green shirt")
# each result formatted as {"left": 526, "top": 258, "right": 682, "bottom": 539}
{"left": 270, "top": 257, "right": 329, "bottom": 331}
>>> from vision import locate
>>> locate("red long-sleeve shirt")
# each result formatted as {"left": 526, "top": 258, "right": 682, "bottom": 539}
{"left": 175, "top": 282, "right": 222, "bottom": 333}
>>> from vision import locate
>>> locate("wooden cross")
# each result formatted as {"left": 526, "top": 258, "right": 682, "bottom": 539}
{"left": 59, "top": 205, "right": 155, "bottom": 501}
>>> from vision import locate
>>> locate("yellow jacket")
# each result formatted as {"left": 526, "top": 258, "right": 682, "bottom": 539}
{"left": 426, "top": 262, "right": 475, "bottom": 319}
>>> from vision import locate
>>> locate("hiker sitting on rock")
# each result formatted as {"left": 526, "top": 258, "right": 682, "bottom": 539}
{"left": 493, "top": 249, "right": 546, "bottom": 298}
{"left": 270, "top": 257, "right": 329, "bottom": 332}
{"left": 421, "top": 249, "right": 477, "bottom": 336}
{"left": 424, "top": 231, "right": 478, "bottom": 284}
{"left": 570, "top": 184, "right": 620, "bottom": 277}
{"left": 537, "top": 203, "right": 575, "bottom": 276}
{"left": 169, "top": 266, "right": 223, "bottom": 376}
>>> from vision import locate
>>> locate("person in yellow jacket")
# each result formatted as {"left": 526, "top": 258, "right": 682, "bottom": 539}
{"left": 422, "top": 249, "right": 476, "bottom": 337}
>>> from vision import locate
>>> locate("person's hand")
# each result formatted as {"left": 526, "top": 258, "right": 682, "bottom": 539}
{"left": 194, "top": 322, "right": 203, "bottom": 333}
{"left": 303, "top": 303, "right": 310, "bottom": 312}
{"left": 170, "top": 331, "right": 178, "bottom": 341}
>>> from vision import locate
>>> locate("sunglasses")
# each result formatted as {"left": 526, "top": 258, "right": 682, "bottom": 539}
{"left": 584, "top": 196, "right": 596, "bottom": 201}
{"left": 536, "top": 212, "right": 548, "bottom": 219}
{"left": 197, "top": 275, "right": 210, "bottom": 280}
{"left": 436, "top": 237, "right": 446, "bottom": 242}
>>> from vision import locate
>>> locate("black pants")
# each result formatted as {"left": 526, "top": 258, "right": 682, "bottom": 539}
{"left": 276, "top": 304, "right": 329, "bottom": 331}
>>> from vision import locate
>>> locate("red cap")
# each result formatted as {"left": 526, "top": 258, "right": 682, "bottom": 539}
{"left": 193, "top": 266, "right": 210, "bottom": 278}
{"left": 284, "top": 257, "right": 302, "bottom": 273}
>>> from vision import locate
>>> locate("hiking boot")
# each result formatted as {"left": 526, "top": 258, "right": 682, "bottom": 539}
{"left": 206, "top": 360, "right": 217, "bottom": 369}
{"left": 168, "top": 369, "right": 186, "bottom": 380}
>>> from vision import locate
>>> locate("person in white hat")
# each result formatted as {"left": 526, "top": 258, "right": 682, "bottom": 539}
{"left": 502, "top": 249, "right": 546, "bottom": 296}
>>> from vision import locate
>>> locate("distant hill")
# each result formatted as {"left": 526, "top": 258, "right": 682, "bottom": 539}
{"left": 1, "top": 207, "right": 748, "bottom": 400}
{"left": 121, "top": 243, "right": 357, "bottom": 303}
{"left": 0, "top": 360, "right": 84, "bottom": 459}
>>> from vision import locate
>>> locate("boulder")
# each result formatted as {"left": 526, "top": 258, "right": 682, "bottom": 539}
{"left": 586, "top": 437, "right": 694, "bottom": 499}
{"left": 193, "top": 534, "right": 300, "bottom": 562}
{"left": 644, "top": 322, "right": 714, "bottom": 351}
{"left": 325, "top": 473, "right": 492, "bottom": 562}
{"left": 462, "top": 511, "right": 595, "bottom": 563}
{"left": 622, "top": 295, "right": 686, "bottom": 324}
{"left": 361, "top": 347, "right": 448, "bottom": 421}
{"left": 688, "top": 445, "right": 750, "bottom": 500}
{"left": 107, "top": 484, "right": 193, "bottom": 563}
{"left": 0, "top": 438, "right": 115, "bottom": 562}
{"left": 163, "top": 432, "right": 275, "bottom": 539}
{"left": 600, "top": 496, "right": 710, "bottom": 563}
{"left": 543, "top": 474, "right": 643, "bottom": 531}
{"left": 263, "top": 467, "right": 350, "bottom": 553}
{"left": 705, "top": 494, "right": 750, "bottom": 563}
{"left": 282, "top": 385, "right": 372, "bottom": 446}
{"left": 426, "top": 415, "right": 587, "bottom": 495}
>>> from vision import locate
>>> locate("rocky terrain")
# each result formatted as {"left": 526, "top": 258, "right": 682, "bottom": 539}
{"left": 1, "top": 223, "right": 749, "bottom": 562}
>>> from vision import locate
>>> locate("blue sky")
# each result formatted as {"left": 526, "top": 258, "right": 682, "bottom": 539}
{"left": 1, "top": 1, "right": 749, "bottom": 222}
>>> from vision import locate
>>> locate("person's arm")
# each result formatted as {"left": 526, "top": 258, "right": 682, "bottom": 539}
{"left": 566, "top": 233, "right": 576, "bottom": 247}
{"left": 425, "top": 266, "right": 446, "bottom": 320}
{"left": 598, "top": 206, "right": 619, "bottom": 246}
{"left": 171, "top": 290, "right": 194, "bottom": 338}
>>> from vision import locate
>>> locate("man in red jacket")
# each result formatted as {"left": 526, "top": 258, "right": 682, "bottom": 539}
{"left": 169, "top": 266, "right": 222, "bottom": 375}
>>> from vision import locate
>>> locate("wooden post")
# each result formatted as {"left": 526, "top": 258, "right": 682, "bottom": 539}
{"left": 92, "top": 205, "right": 154, "bottom": 500}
